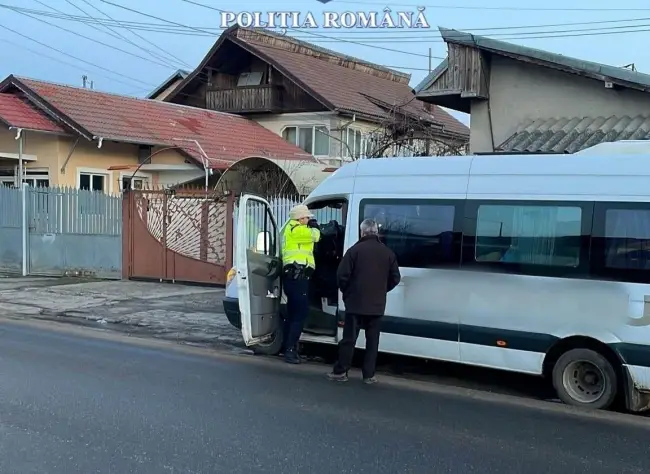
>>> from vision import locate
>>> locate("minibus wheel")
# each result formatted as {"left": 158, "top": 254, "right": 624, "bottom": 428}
{"left": 552, "top": 348, "right": 618, "bottom": 410}
{"left": 252, "top": 328, "right": 283, "bottom": 356}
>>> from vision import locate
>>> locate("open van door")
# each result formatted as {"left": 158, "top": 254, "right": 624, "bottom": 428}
{"left": 236, "top": 194, "right": 282, "bottom": 346}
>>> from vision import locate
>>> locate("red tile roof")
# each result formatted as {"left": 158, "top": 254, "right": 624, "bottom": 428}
{"left": 233, "top": 29, "right": 469, "bottom": 138}
{"left": 0, "top": 93, "right": 65, "bottom": 133}
{"left": 12, "top": 77, "right": 313, "bottom": 169}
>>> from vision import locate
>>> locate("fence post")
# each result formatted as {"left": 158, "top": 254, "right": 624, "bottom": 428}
{"left": 21, "top": 182, "right": 28, "bottom": 276}
{"left": 121, "top": 188, "right": 131, "bottom": 280}
{"left": 162, "top": 189, "right": 170, "bottom": 282}
{"left": 225, "top": 192, "right": 234, "bottom": 270}
{"left": 199, "top": 200, "right": 209, "bottom": 262}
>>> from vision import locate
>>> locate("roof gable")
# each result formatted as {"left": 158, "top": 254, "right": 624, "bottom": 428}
{"left": 433, "top": 27, "right": 650, "bottom": 93}
{"left": 168, "top": 26, "right": 469, "bottom": 138}
{"left": 0, "top": 93, "right": 66, "bottom": 133}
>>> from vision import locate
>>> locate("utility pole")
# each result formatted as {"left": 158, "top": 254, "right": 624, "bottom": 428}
{"left": 428, "top": 48, "right": 432, "bottom": 72}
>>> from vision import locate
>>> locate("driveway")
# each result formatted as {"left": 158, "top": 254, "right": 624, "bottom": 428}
{"left": 0, "top": 276, "right": 239, "bottom": 346}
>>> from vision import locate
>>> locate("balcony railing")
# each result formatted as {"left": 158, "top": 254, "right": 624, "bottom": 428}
{"left": 206, "top": 85, "right": 282, "bottom": 113}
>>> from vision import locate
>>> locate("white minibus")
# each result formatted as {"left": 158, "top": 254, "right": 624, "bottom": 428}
{"left": 226, "top": 148, "right": 650, "bottom": 412}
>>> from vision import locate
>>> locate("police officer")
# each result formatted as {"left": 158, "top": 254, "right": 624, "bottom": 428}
{"left": 281, "top": 204, "right": 320, "bottom": 364}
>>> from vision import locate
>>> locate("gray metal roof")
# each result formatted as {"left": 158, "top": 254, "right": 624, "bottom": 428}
{"left": 146, "top": 69, "right": 190, "bottom": 99}
{"left": 414, "top": 27, "right": 650, "bottom": 96}
{"left": 498, "top": 115, "right": 650, "bottom": 153}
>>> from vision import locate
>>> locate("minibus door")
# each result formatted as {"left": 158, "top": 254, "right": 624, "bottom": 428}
{"left": 236, "top": 194, "right": 282, "bottom": 346}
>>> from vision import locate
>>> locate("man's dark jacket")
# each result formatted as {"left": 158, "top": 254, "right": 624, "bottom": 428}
{"left": 337, "top": 235, "right": 401, "bottom": 316}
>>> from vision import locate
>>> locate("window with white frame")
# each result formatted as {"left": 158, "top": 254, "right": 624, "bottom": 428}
{"left": 0, "top": 166, "right": 49, "bottom": 188}
{"left": 120, "top": 173, "right": 150, "bottom": 191}
{"left": 282, "top": 126, "right": 330, "bottom": 156}
{"left": 23, "top": 168, "right": 50, "bottom": 188}
{"left": 343, "top": 128, "right": 363, "bottom": 159}
{"left": 79, "top": 172, "right": 106, "bottom": 192}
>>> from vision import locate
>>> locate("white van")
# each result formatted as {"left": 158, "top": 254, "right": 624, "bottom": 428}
{"left": 230, "top": 149, "right": 650, "bottom": 412}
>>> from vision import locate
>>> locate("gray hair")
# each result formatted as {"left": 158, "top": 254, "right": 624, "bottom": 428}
{"left": 360, "top": 218, "right": 379, "bottom": 236}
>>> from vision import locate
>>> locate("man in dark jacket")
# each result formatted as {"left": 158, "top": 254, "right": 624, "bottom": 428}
{"left": 327, "top": 218, "right": 401, "bottom": 384}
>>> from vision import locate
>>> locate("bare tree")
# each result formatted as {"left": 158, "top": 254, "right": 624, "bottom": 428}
{"left": 361, "top": 103, "right": 468, "bottom": 159}
{"left": 326, "top": 97, "right": 468, "bottom": 161}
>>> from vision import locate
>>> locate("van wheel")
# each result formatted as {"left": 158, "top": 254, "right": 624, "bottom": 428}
{"left": 552, "top": 348, "right": 618, "bottom": 410}
{"left": 252, "top": 328, "right": 283, "bottom": 356}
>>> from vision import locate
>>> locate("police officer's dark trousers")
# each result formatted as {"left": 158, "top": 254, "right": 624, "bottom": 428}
{"left": 282, "top": 275, "right": 310, "bottom": 356}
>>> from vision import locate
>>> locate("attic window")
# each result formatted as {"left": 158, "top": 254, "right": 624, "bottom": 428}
{"left": 237, "top": 72, "right": 263, "bottom": 87}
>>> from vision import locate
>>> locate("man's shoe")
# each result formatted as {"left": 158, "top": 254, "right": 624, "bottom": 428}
{"left": 363, "top": 377, "right": 378, "bottom": 385}
{"left": 327, "top": 372, "right": 348, "bottom": 382}
{"left": 284, "top": 350, "right": 300, "bottom": 364}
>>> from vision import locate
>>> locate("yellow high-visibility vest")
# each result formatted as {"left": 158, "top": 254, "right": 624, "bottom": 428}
{"left": 281, "top": 219, "right": 320, "bottom": 268}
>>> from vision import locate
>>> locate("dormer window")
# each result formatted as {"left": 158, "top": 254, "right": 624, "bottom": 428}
{"left": 237, "top": 72, "right": 263, "bottom": 87}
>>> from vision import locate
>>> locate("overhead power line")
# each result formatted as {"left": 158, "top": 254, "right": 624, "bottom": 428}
{"left": 56, "top": 0, "right": 181, "bottom": 69}
{"left": 95, "top": 2, "right": 434, "bottom": 73}
{"left": 76, "top": 0, "right": 192, "bottom": 69}
{"left": 0, "top": 0, "right": 645, "bottom": 94}
{"left": 0, "top": 1, "right": 430, "bottom": 99}
{"left": 100, "top": 0, "right": 440, "bottom": 59}
{"left": 334, "top": 0, "right": 650, "bottom": 11}
{"left": 297, "top": 24, "right": 650, "bottom": 43}
{"left": 277, "top": 17, "right": 650, "bottom": 34}
{"left": 177, "top": 0, "right": 444, "bottom": 59}
{"left": 0, "top": 36, "right": 150, "bottom": 89}
{"left": 10, "top": 2, "right": 173, "bottom": 69}
{"left": 3, "top": 4, "right": 650, "bottom": 43}
{"left": 0, "top": 21, "right": 154, "bottom": 87}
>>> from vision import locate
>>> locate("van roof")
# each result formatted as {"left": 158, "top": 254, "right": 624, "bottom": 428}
{"left": 307, "top": 151, "right": 650, "bottom": 202}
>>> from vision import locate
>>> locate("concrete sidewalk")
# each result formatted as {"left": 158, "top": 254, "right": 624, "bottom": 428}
{"left": 0, "top": 276, "right": 242, "bottom": 347}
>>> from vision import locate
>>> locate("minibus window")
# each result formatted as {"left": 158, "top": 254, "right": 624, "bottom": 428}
{"left": 604, "top": 208, "right": 650, "bottom": 270}
{"left": 475, "top": 204, "right": 582, "bottom": 267}
{"left": 360, "top": 200, "right": 458, "bottom": 269}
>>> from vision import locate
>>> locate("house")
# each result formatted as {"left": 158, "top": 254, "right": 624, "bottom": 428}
{"left": 159, "top": 26, "right": 469, "bottom": 165}
{"left": 147, "top": 69, "right": 190, "bottom": 100}
{"left": 415, "top": 27, "right": 650, "bottom": 155}
{"left": 0, "top": 75, "right": 312, "bottom": 193}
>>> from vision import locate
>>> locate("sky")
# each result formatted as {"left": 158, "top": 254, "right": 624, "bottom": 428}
{"left": 1, "top": 0, "right": 650, "bottom": 127}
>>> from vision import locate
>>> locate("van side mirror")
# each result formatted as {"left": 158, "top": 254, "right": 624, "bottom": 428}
{"left": 256, "top": 231, "right": 270, "bottom": 253}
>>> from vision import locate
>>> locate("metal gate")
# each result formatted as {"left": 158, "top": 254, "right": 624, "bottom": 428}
{"left": 122, "top": 188, "right": 234, "bottom": 285}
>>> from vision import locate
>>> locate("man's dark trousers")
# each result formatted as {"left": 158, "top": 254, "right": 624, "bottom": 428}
{"left": 332, "top": 312, "right": 382, "bottom": 379}
{"left": 282, "top": 276, "right": 310, "bottom": 352}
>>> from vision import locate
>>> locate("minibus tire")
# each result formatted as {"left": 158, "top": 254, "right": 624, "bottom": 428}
{"left": 551, "top": 348, "right": 617, "bottom": 410}
{"left": 252, "top": 329, "right": 283, "bottom": 356}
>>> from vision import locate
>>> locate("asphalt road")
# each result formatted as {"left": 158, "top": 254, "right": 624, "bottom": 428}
{"left": 0, "top": 320, "right": 648, "bottom": 474}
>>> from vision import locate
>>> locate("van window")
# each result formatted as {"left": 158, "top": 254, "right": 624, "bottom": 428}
{"left": 475, "top": 204, "right": 582, "bottom": 267}
{"left": 239, "top": 201, "right": 276, "bottom": 255}
{"left": 603, "top": 208, "right": 650, "bottom": 270}
{"left": 360, "top": 200, "right": 459, "bottom": 268}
